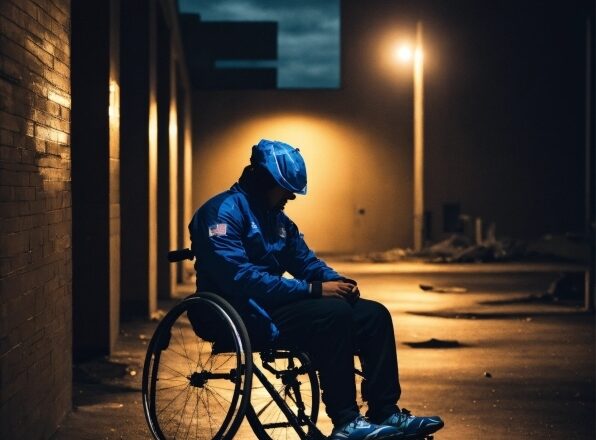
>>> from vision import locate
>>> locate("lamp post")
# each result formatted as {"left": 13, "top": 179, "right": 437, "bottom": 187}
{"left": 396, "top": 21, "right": 425, "bottom": 251}
{"left": 413, "top": 22, "right": 424, "bottom": 252}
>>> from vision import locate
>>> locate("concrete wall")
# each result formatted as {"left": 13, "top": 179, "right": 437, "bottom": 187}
{"left": 191, "top": 0, "right": 588, "bottom": 252}
{"left": 191, "top": 92, "right": 411, "bottom": 254}
{"left": 0, "top": 0, "right": 72, "bottom": 437}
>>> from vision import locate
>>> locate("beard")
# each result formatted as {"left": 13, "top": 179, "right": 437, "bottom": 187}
{"left": 274, "top": 200, "right": 288, "bottom": 211}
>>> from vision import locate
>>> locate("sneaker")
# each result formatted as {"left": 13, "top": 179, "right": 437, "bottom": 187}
{"left": 378, "top": 408, "right": 444, "bottom": 439}
{"left": 329, "top": 415, "right": 402, "bottom": 440}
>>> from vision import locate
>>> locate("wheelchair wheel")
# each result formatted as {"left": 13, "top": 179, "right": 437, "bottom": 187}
{"left": 142, "top": 292, "right": 253, "bottom": 440}
{"left": 246, "top": 350, "right": 320, "bottom": 440}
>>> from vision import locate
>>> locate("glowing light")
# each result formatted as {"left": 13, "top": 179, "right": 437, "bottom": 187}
{"left": 108, "top": 80, "right": 120, "bottom": 119}
{"left": 414, "top": 48, "right": 424, "bottom": 63}
{"left": 394, "top": 44, "right": 423, "bottom": 65}
{"left": 396, "top": 45, "right": 412, "bottom": 62}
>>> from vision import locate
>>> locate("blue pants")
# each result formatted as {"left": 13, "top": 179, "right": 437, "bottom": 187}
{"left": 270, "top": 297, "right": 401, "bottom": 427}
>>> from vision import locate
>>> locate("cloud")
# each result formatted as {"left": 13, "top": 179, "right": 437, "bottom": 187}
{"left": 178, "top": 0, "right": 340, "bottom": 88}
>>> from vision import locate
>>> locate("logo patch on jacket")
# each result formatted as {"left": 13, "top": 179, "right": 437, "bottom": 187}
{"left": 278, "top": 226, "right": 287, "bottom": 238}
{"left": 208, "top": 223, "right": 227, "bottom": 237}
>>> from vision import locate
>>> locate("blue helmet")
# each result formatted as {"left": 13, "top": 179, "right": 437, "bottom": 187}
{"left": 250, "top": 139, "right": 307, "bottom": 195}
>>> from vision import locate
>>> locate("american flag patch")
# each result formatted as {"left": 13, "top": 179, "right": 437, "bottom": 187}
{"left": 208, "top": 223, "right": 227, "bottom": 237}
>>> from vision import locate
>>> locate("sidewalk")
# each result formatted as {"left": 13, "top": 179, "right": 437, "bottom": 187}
{"left": 325, "top": 259, "right": 588, "bottom": 274}
{"left": 51, "top": 263, "right": 595, "bottom": 439}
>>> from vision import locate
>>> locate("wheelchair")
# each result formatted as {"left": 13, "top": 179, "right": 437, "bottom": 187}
{"left": 142, "top": 248, "right": 324, "bottom": 440}
{"left": 142, "top": 249, "right": 437, "bottom": 440}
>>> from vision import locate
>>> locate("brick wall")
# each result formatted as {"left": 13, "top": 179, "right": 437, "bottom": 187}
{"left": 0, "top": 0, "right": 72, "bottom": 438}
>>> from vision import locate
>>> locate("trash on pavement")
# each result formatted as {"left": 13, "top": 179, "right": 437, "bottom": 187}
{"left": 419, "top": 284, "right": 468, "bottom": 293}
{"left": 403, "top": 338, "right": 463, "bottom": 348}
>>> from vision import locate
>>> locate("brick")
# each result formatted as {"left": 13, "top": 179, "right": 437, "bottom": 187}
{"left": 38, "top": 154, "right": 61, "bottom": 169}
{"left": 14, "top": 187, "right": 35, "bottom": 201}
{"left": 24, "top": 36, "right": 54, "bottom": 69}
{"left": 1, "top": 1, "right": 74, "bottom": 437}
{"left": 47, "top": 2, "right": 67, "bottom": 24}
{"left": 0, "top": 2, "right": 26, "bottom": 29}
{"left": 9, "top": 252, "right": 31, "bottom": 273}
{"left": 0, "top": 36, "right": 25, "bottom": 67}
{"left": 15, "top": 0, "right": 40, "bottom": 21}
{"left": 2, "top": 286, "right": 34, "bottom": 329}
{"left": 0, "top": 185, "right": 14, "bottom": 200}
{"left": 33, "top": 123, "right": 52, "bottom": 141}
{"left": 20, "top": 148, "right": 35, "bottom": 164}
{"left": 0, "top": 110, "right": 21, "bottom": 132}
{"left": 0, "top": 201, "right": 20, "bottom": 219}
{"left": 48, "top": 0, "right": 69, "bottom": 17}
{"left": 0, "top": 232, "right": 29, "bottom": 256}
{"left": 53, "top": 46, "right": 68, "bottom": 64}
{"left": 0, "top": 169, "right": 29, "bottom": 186}
{"left": 55, "top": 119, "right": 69, "bottom": 134}
{"left": 0, "top": 128, "right": 13, "bottom": 146}
{"left": 0, "top": 217, "right": 22, "bottom": 233}
{"left": 42, "top": 180, "right": 65, "bottom": 192}
{"left": 49, "top": 18, "right": 69, "bottom": 44}
{"left": 0, "top": 366, "right": 26, "bottom": 405}
{"left": 46, "top": 100, "right": 60, "bottom": 117}
{"left": 0, "top": 88, "right": 29, "bottom": 118}
{"left": 27, "top": 71, "right": 48, "bottom": 97}
{"left": 32, "top": 137, "right": 46, "bottom": 153}
{"left": 43, "top": 68, "right": 69, "bottom": 93}
{"left": 0, "top": 146, "right": 20, "bottom": 161}
{"left": 37, "top": 8, "right": 55, "bottom": 31}
{"left": 29, "top": 0, "right": 51, "bottom": 11}
{"left": 0, "top": 14, "right": 23, "bottom": 42}
{"left": 47, "top": 89, "right": 70, "bottom": 109}
{"left": 26, "top": 199, "right": 45, "bottom": 214}
{"left": 59, "top": 106, "right": 69, "bottom": 121}
{"left": 23, "top": 15, "right": 46, "bottom": 44}
{"left": 0, "top": 257, "right": 12, "bottom": 277}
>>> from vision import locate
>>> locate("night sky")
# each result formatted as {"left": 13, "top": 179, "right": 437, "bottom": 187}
{"left": 178, "top": 0, "right": 341, "bottom": 88}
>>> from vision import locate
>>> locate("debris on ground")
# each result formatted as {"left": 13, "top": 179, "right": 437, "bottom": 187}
{"left": 402, "top": 338, "right": 463, "bottom": 348}
{"left": 546, "top": 272, "right": 585, "bottom": 301}
{"left": 525, "top": 234, "right": 591, "bottom": 262}
{"left": 150, "top": 309, "right": 166, "bottom": 321}
{"left": 348, "top": 247, "right": 409, "bottom": 263}
{"left": 478, "top": 272, "right": 585, "bottom": 306}
{"left": 74, "top": 359, "right": 130, "bottom": 383}
{"left": 484, "top": 371, "right": 493, "bottom": 378}
{"left": 419, "top": 284, "right": 468, "bottom": 293}
{"left": 343, "top": 232, "right": 589, "bottom": 264}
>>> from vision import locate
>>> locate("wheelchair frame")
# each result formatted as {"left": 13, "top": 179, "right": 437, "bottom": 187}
{"left": 141, "top": 249, "right": 326, "bottom": 440}
{"left": 141, "top": 249, "right": 437, "bottom": 440}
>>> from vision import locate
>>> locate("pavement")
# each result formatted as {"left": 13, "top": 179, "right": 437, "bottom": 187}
{"left": 51, "top": 261, "right": 595, "bottom": 440}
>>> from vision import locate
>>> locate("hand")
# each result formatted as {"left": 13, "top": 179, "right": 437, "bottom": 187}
{"left": 321, "top": 281, "right": 358, "bottom": 301}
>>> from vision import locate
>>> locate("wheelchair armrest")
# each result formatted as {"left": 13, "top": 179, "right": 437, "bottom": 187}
{"left": 167, "top": 248, "right": 195, "bottom": 262}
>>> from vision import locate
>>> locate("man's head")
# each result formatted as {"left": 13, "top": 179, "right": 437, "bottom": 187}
{"left": 248, "top": 139, "right": 307, "bottom": 210}
{"left": 250, "top": 140, "right": 307, "bottom": 195}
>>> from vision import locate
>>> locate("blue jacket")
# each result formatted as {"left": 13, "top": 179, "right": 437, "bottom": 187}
{"left": 189, "top": 183, "right": 343, "bottom": 340}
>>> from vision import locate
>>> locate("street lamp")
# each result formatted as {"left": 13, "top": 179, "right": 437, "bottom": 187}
{"left": 395, "top": 21, "right": 425, "bottom": 252}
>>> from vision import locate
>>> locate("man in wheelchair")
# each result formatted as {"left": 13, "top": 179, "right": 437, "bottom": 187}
{"left": 189, "top": 139, "right": 444, "bottom": 440}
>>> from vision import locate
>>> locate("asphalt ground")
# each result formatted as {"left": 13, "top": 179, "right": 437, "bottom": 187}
{"left": 51, "top": 264, "right": 595, "bottom": 440}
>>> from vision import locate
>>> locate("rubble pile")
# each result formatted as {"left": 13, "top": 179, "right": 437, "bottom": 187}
{"left": 348, "top": 233, "right": 590, "bottom": 264}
